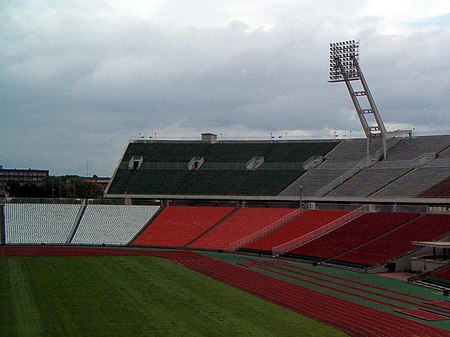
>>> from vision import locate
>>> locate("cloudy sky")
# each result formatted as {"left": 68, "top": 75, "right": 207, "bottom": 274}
{"left": 1, "top": 0, "right": 450, "bottom": 176}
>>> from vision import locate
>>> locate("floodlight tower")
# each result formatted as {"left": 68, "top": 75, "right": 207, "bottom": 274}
{"left": 329, "top": 40, "right": 411, "bottom": 159}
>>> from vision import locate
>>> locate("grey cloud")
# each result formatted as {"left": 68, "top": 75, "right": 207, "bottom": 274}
{"left": 1, "top": 1, "right": 449, "bottom": 176}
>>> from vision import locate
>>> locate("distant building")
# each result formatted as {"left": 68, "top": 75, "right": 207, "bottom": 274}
{"left": 0, "top": 166, "right": 49, "bottom": 186}
{"left": 82, "top": 177, "right": 110, "bottom": 192}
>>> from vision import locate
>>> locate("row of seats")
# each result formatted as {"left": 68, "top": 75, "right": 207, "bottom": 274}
{"left": 327, "top": 168, "right": 411, "bottom": 197}
{"left": 4, "top": 203, "right": 81, "bottom": 244}
{"left": 71, "top": 205, "right": 160, "bottom": 245}
{"left": 132, "top": 206, "right": 234, "bottom": 247}
{"left": 242, "top": 210, "right": 349, "bottom": 252}
{"left": 109, "top": 168, "right": 306, "bottom": 196}
{"left": 132, "top": 206, "right": 450, "bottom": 269}
{"left": 288, "top": 212, "right": 419, "bottom": 261}
{"left": 4, "top": 204, "right": 450, "bottom": 270}
{"left": 4, "top": 204, "right": 159, "bottom": 245}
{"left": 419, "top": 177, "right": 450, "bottom": 198}
{"left": 383, "top": 136, "right": 450, "bottom": 161}
{"left": 107, "top": 140, "right": 338, "bottom": 196}
{"left": 425, "top": 266, "right": 450, "bottom": 287}
{"left": 188, "top": 207, "right": 296, "bottom": 250}
{"left": 122, "top": 141, "right": 339, "bottom": 165}
{"left": 333, "top": 214, "right": 450, "bottom": 267}
{"left": 374, "top": 167, "right": 450, "bottom": 198}
{"left": 108, "top": 137, "right": 450, "bottom": 198}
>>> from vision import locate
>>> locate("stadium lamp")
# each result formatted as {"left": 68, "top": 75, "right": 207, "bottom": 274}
{"left": 329, "top": 40, "right": 359, "bottom": 82}
{"left": 328, "top": 39, "right": 412, "bottom": 160}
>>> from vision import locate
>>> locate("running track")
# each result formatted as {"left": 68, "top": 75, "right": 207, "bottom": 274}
{"left": 1, "top": 246, "right": 449, "bottom": 337}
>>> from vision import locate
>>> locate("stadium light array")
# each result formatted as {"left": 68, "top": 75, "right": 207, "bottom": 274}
{"left": 329, "top": 40, "right": 359, "bottom": 82}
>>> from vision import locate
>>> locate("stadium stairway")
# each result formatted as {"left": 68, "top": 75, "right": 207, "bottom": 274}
{"left": 188, "top": 207, "right": 295, "bottom": 251}
{"left": 132, "top": 206, "right": 236, "bottom": 248}
{"left": 126, "top": 205, "right": 165, "bottom": 245}
{"left": 66, "top": 199, "right": 87, "bottom": 245}
{"left": 182, "top": 207, "right": 240, "bottom": 248}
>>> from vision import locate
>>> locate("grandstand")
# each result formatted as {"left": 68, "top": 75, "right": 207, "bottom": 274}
{"left": 333, "top": 213, "right": 450, "bottom": 268}
{"left": 240, "top": 209, "right": 350, "bottom": 253}
{"left": 106, "top": 138, "right": 339, "bottom": 197}
{"left": 105, "top": 135, "right": 450, "bottom": 199}
{"left": 70, "top": 204, "right": 159, "bottom": 245}
{"left": 132, "top": 206, "right": 235, "bottom": 247}
{"left": 188, "top": 207, "right": 296, "bottom": 251}
{"left": 423, "top": 265, "right": 450, "bottom": 288}
{"left": 420, "top": 177, "right": 450, "bottom": 198}
{"left": 4, "top": 203, "right": 82, "bottom": 244}
{"left": 286, "top": 212, "right": 419, "bottom": 263}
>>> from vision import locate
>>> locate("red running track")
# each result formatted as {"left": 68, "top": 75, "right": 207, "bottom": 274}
{"left": 1, "top": 246, "right": 449, "bottom": 337}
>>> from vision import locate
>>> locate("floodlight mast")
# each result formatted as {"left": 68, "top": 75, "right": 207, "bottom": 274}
{"left": 329, "top": 40, "right": 411, "bottom": 159}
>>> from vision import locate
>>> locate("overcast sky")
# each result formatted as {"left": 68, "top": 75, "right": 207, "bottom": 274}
{"left": 1, "top": 1, "right": 450, "bottom": 176}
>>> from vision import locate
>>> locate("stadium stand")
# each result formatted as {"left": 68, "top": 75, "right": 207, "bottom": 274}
{"left": 287, "top": 212, "right": 419, "bottom": 262}
{"left": 71, "top": 205, "right": 159, "bottom": 245}
{"left": 423, "top": 265, "right": 450, "bottom": 287}
{"left": 176, "top": 170, "right": 248, "bottom": 195}
{"left": 121, "top": 141, "right": 210, "bottom": 163}
{"left": 202, "top": 142, "right": 271, "bottom": 163}
{"left": 132, "top": 206, "right": 235, "bottom": 247}
{"left": 374, "top": 167, "right": 450, "bottom": 198}
{"left": 5, "top": 203, "right": 81, "bottom": 244}
{"left": 106, "top": 139, "right": 338, "bottom": 197}
{"left": 107, "top": 169, "right": 189, "bottom": 195}
{"left": 188, "top": 207, "right": 295, "bottom": 251}
{"left": 419, "top": 177, "right": 450, "bottom": 198}
{"left": 381, "top": 135, "right": 450, "bottom": 161}
{"left": 323, "top": 138, "right": 383, "bottom": 161}
{"left": 241, "top": 209, "right": 350, "bottom": 253}
{"left": 279, "top": 138, "right": 385, "bottom": 197}
{"left": 0, "top": 204, "right": 5, "bottom": 244}
{"left": 326, "top": 167, "right": 412, "bottom": 197}
{"left": 279, "top": 168, "right": 347, "bottom": 196}
{"left": 333, "top": 213, "right": 450, "bottom": 268}
{"left": 261, "top": 141, "right": 338, "bottom": 164}
{"left": 439, "top": 146, "right": 450, "bottom": 158}
{"left": 229, "top": 170, "right": 305, "bottom": 196}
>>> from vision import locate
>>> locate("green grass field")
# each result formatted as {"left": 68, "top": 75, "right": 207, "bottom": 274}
{"left": 0, "top": 256, "right": 346, "bottom": 337}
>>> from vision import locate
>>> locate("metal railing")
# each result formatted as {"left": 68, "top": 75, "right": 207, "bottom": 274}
{"left": 272, "top": 204, "right": 369, "bottom": 256}
{"left": 229, "top": 208, "right": 305, "bottom": 251}
{"left": 374, "top": 153, "right": 436, "bottom": 169}
{"left": 302, "top": 156, "right": 323, "bottom": 170}
{"left": 316, "top": 159, "right": 375, "bottom": 196}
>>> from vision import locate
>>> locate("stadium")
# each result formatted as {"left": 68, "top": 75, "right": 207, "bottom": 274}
{"left": 2, "top": 41, "right": 450, "bottom": 336}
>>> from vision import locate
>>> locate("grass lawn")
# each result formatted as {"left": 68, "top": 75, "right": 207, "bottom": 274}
{"left": 0, "top": 256, "right": 347, "bottom": 337}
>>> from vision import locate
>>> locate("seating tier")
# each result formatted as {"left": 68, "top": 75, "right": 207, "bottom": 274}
{"left": 243, "top": 210, "right": 349, "bottom": 252}
{"left": 335, "top": 214, "right": 450, "bottom": 267}
{"left": 132, "top": 206, "right": 234, "bottom": 247}
{"left": 108, "top": 140, "right": 338, "bottom": 196}
{"left": 188, "top": 207, "right": 295, "bottom": 250}
{"left": 288, "top": 212, "right": 418, "bottom": 260}
{"left": 5, "top": 203, "right": 81, "bottom": 244}
{"left": 419, "top": 177, "right": 450, "bottom": 198}
{"left": 374, "top": 167, "right": 450, "bottom": 198}
{"left": 71, "top": 205, "right": 159, "bottom": 245}
{"left": 327, "top": 168, "right": 411, "bottom": 197}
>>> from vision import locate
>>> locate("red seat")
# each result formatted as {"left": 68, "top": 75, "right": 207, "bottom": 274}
{"left": 132, "top": 206, "right": 234, "bottom": 247}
